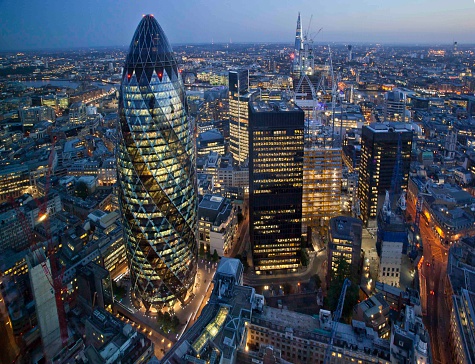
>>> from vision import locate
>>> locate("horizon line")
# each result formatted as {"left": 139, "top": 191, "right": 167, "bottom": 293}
{"left": 1, "top": 41, "right": 474, "bottom": 53}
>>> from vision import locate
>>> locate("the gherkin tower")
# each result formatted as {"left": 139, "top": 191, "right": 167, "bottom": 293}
{"left": 117, "top": 15, "right": 197, "bottom": 310}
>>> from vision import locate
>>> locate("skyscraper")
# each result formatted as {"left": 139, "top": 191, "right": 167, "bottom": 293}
{"left": 302, "top": 124, "right": 342, "bottom": 236}
{"left": 229, "top": 69, "right": 252, "bottom": 164}
{"left": 249, "top": 95, "right": 304, "bottom": 274}
{"left": 292, "top": 13, "right": 303, "bottom": 78}
{"left": 117, "top": 15, "right": 197, "bottom": 310}
{"left": 357, "top": 123, "right": 413, "bottom": 225}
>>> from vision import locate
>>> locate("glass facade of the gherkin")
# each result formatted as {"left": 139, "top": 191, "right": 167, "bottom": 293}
{"left": 117, "top": 15, "right": 197, "bottom": 310}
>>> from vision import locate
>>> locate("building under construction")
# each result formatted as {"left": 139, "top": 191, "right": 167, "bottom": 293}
{"left": 27, "top": 251, "right": 62, "bottom": 361}
{"left": 302, "top": 123, "right": 342, "bottom": 236}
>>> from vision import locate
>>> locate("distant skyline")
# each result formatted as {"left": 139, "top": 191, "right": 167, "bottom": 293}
{"left": 1, "top": 0, "right": 474, "bottom": 51}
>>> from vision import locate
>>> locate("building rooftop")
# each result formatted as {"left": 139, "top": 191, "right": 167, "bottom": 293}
{"left": 366, "top": 122, "right": 415, "bottom": 133}
{"left": 329, "top": 216, "right": 363, "bottom": 243}
{"left": 162, "top": 259, "right": 254, "bottom": 364}
{"left": 250, "top": 99, "right": 301, "bottom": 113}
{"left": 198, "top": 194, "right": 233, "bottom": 227}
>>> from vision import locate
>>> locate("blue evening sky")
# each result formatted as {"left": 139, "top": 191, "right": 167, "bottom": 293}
{"left": 0, "top": 0, "right": 474, "bottom": 50}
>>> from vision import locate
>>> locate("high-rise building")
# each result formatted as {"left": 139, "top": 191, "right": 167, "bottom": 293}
{"left": 19, "top": 105, "right": 55, "bottom": 132}
{"left": 117, "top": 15, "right": 197, "bottom": 310}
{"left": 327, "top": 216, "right": 362, "bottom": 284}
{"left": 229, "top": 69, "right": 252, "bottom": 164}
{"left": 249, "top": 96, "right": 304, "bottom": 274}
{"left": 69, "top": 101, "right": 87, "bottom": 126}
{"left": 27, "top": 253, "right": 62, "bottom": 361}
{"left": 383, "top": 88, "right": 414, "bottom": 122}
{"left": 291, "top": 13, "right": 303, "bottom": 78}
{"left": 357, "top": 123, "right": 413, "bottom": 225}
{"left": 377, "top": 193, "right": 407, "bottom": 287}
{"left": 302, "top": 125, "right": 342, "bottom": 235}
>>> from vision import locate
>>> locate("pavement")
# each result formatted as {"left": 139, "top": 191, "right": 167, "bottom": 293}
{"left": 361, "top": 227, "right": 379, "bottom": 292}
{"left": 114, "top": 259, "right": 217, "bottom": 359}
{"left": 243, "top": 250, "right": 327, "bottom": 287}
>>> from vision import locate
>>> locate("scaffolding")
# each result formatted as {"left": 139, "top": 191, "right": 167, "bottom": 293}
{"left": 302, "top": 138, "right": 342, "bottom": 233}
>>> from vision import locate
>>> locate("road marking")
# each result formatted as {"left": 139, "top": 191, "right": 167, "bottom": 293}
{"left": 432, "top": 245, "right": 443, "bottom": 262}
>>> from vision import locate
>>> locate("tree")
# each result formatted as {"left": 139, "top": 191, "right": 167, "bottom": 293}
{"left": 283, "top": 282, "right": 293, "bottom": 295}
{"left": 112, "top": 280, "right": 126, "bottom": 300}
{"left": 75, "top": 181, "right": 89, "bottom": 199}
{"left": 237, "top": 211, "right": 244, "bottom": 224}
{"left": 310, "top": 274, "right": 322, "bottom": 290}
{"left": 299, "top": 248, "right": 309, "bottom": 267}
{"left": 199, "top": 243, "right": 205, "bottom": 257}
{"left": 171, "top": 315, "right": 180, "bottom": 333}
{"left": 326, "top": 257, "right": 359, "bottom": 320}
{"left": 212, "top": 249, "right": 219, "bottom": 262}
{"left": 157, "top": 312, "right": 180, "bottom": 334}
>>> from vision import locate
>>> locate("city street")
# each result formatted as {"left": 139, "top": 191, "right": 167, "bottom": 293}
{"left": 407, "top": 197, "right": 451, "bottom": 364}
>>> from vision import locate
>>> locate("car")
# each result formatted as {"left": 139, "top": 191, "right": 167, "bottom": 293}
{"left": 426, "top": 262, "right": 431, "bottom": 267}
{"left": 430, "top": 290, "right": 435, "bottom": 295}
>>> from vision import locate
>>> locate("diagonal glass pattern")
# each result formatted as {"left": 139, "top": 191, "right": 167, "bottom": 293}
{"left": 117, "top": 15, "right": 197, "bottom": 309}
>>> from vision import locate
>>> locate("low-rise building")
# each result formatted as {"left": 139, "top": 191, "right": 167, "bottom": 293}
{"left": 355, "top": 293, "right": 391, "bottom": 339}
{"left": 445, "top": 237, "right": 475, "bottom": 363}
{"left": 163, "top": 258, "right": 394, "bottom": 364}
{"left": 197, "top": 129, "right": 225, "bottom": 157}
{"left": 198, "top": 194, "right": 237, "bottom": 256}
{"left": 162, "top": 258, "right": 253, "bottom": 364}
{"left": 0, "top": 164, "right": 30, "bottom": 202}
{"left": 408, "top": 177, "right": 475, "bottom": 246}
{"left": 377, "top": 196, "right": 407, "bottom": 287}
{"left": 80, "top": 308, "right": 154, "bottom": 364}
{"left": 390, "top": 305, "right": 431, "bottom": 364}
{"left": 248, "top": 307, "right": 390, "bottom": 364}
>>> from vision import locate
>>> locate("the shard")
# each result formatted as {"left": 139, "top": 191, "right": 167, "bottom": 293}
{"left": 117, "top": 15, "right": 197, "bottom": 310}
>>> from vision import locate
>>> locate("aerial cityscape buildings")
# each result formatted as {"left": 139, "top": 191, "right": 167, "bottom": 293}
{"left": 0, "top": 4, "right": 475, "bottom": 364}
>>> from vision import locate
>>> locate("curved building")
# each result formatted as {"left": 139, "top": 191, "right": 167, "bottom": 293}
{"left": 117, "top": 15, "right": 197, "bottom": 309}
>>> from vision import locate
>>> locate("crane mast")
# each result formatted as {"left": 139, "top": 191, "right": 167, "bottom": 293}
{"left": 324, "top": 278, "right": 351, "bottom": 363}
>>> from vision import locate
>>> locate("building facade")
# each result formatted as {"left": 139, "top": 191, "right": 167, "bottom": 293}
{"left": 327, "top": 216, "right": 363, "bottom": 283}
{"left": 249, "top": 96, "right": 304, "bottom": 274}
{"left": 0, "top": 164, "right": 31, "bottom": 202}
{"left": 357, "top": 123, "right": 413, "bottom": 225}
{"left": 302, "top": 146, "right": 342, "bottom": 234}
{"left": 116, "top": 15, "right": 197, "bottom": 310}
{"left": 229, "top": 69, "right": 251, "bottom": 164}
{"left": 198, "top": 194, "right": 237, "bottom": 257}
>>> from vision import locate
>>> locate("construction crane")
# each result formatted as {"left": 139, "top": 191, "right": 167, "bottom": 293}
{"left": 9, "top": 138, "right": 68, "bottom": 347}
{"left": 42, "top": 137, "right": 69, "bottom": 347}
{"left": 324, "top": 278, "right": 351, "bottom": 363}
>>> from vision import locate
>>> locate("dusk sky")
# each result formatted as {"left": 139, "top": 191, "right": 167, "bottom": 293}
{"left": 1, "top": 0, "right": 474, "bottom": 50}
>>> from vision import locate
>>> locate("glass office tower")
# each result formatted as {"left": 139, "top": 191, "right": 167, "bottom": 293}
{"left": 117, "top": 15, "right": 197, "bottom": 310}
{"left": 249, "top": 96, "right": 305, "bottom": 274}
{"left": 357, "top": 123, "right": 413, "bottom": 225}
